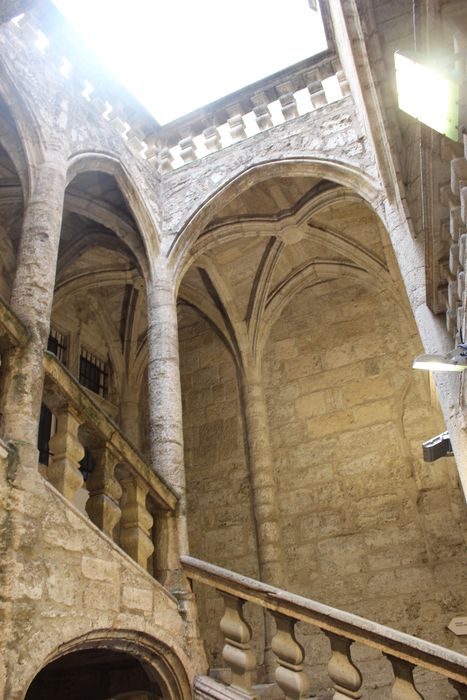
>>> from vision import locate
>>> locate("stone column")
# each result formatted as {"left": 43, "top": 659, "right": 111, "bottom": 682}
{"left": 146, "top": 257, "right": 204, "bottom": 654}
{"left": 240, "top": 361, "right": 284, "bottom": 585}
{"left": 0, "top": 151, "right": 67, "bottom": 466}
{"left": 239, "top": 359, "right": 284, "bottom": 679}
{"left": 146, "top": 258, "right": 189, "bottom": 578}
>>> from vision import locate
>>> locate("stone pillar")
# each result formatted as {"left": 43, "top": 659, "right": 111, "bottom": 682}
{"left": 239, "top": 360, "right": 284, "bottom": 679}
{"left": 240, "top": 362, "right": 284, "bottom": 585}
{"left": 146, "top": 258, "right": 189, "bottom": 581}
{"left": 0, "top": 152, "right": 67, "bottom": 465}
{"left": 146, "top": 257, "right": 204, "bottom": 654}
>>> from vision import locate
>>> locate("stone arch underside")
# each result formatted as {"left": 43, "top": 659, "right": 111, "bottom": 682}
{"left": 22, "top": 629, "right": 192, "bottom": 700}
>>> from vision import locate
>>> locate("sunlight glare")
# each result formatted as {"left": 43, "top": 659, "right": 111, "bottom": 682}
{"left": 52, "top": 0, "right": 327, "bottom": 124}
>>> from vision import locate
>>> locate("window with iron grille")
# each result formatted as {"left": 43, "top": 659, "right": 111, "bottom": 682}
{"left": 79, "top": 348, "right": 108, "bottom": 398}
{"left": 47, "top": 327, "right": 67, "bottom": 365}
{"left": 38, "top": 403, "right": 53, "bottom": 465}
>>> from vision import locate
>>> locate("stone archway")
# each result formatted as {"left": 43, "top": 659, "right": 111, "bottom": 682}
{"left": 23, "top": 630, "right": 192, "bottom": 700}
{"left": 25, "top": 648, "right": 161, "bottom": 700}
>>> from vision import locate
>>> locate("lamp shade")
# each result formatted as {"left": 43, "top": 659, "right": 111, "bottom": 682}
{"left": 413, "top": 353, "right": 467, "bottom": 372}
{"left": 395, "top": 51, "right": 459, "bottom": 141}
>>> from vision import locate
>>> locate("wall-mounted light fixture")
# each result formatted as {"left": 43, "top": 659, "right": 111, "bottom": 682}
{"left": 394, "top": 51, "right": 459, "bottom": 141}
{"left": 413, "top": 345, "right": 467, "bottom": 372}
{"left": 422, "top": 431, "right": 452, "bottom": 462}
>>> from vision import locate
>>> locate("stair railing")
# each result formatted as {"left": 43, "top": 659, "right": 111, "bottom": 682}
{"left": 182, "top": 555, "right": 467, "bottom": 699}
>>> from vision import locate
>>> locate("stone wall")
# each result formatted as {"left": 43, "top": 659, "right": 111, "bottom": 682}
{"left": 262, "top": 276, "right": 467, "bottom": 695}
{"left": 178, "top": 305, "right": 264, "bottom": 667}
{"left": 0, "top": 463, "right": 199, "bottom": 699}
{"left": 179, "top": 271, "right": 467, "bottom": 696}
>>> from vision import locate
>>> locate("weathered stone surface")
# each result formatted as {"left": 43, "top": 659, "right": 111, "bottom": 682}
{"left": 0, "top": 2, "right": 467, "bottom": 699}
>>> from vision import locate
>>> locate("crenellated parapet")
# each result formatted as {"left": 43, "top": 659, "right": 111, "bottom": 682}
{"left": 158, "top": 55, "right": 350, "bottom": 172}
{"left": 3, "top": 7, "right": 351, "bottom": 178}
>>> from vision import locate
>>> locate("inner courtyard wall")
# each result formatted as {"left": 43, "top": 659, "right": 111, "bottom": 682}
{"left": 179, "top": 272, "right": 467, "bottom": 695}
{"left": 263, "top": 277, "right": 467, "bottom": 643}
{"left": 1, "top": 2, "right": 467, "bottom": 697}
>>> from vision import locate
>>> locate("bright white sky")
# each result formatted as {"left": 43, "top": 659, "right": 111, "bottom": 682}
{"left": 52, "top": 0, "right": 327, "bottom": 124}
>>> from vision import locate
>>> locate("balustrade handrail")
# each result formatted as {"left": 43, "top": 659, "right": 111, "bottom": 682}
{"left": 0, "top": 295, "right": 29, "bottom": 350}
{"left": 43, "top": 351, "right": 177, "bottom": 512}
{"left": 181, "top": 555, "right": 467, "bottom": 684}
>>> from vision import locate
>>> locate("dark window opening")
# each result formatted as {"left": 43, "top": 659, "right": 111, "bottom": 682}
{"left": 38, "top": 403, "right": 53, "bottom": 465}
{"left": 79, "top": 348, "right": 108, "bottom": 398}
{"left": 47, "top": 327, "right": 67, "bottom": 365}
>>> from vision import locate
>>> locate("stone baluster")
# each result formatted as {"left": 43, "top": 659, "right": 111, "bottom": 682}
{"left": 458, "top": 271, "right": 465, "bottom": 301}
{"left": 47, "top": 404, "right": 85, "bottom": 502}
{"left": 227, "top": 109, "right": 247, "bottom": 142}
{"left": 179, "top": 137, "right": 197, "bottom": 163}
{"left": 219, "top": 592, "right": 256, "bottom": 695}
{"left": 386, "top": 656, "right": 425, "bottom": 700}
{"left": 85, "top": 444, "right": 122, "bottom": 537}
{"left": 448, "top": 279, "right": 460, "bottom": 310}
{"left": 159, "top": 148, "right": 174, "bottom": 173}
{"left": 120, "top": 473, "right": 154, "bottom": 570}
{"left": 271, "top": 612, "right": 310, "bottom": 700}
{"left": 450, "top": 681, "right": 467, "bottom": 699}
{"left": 143, "top": 134, "right": 158, "bottom": 161}
{"left": 324, "top": 632, "right": 362, "bottom": 699}
{"left": 203, "top": 126, "right": 222, "bottom": 153}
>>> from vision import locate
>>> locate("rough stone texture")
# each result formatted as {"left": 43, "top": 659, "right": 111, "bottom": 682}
{"left": 0, "top": 469, "right": 199, "bottom": 699}
{"left": 263, "top": 278, "right": 467, "bottom": 635}
{"left": 0, "top": 0, "right": 467, "bottom": 698}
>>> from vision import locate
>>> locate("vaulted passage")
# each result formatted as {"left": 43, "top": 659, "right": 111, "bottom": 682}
{"left": 25, "top": 649, "right": 161, "bottom": 700}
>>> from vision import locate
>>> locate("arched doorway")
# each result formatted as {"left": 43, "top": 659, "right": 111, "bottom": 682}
{"left": 23, "top": 630, "right": 193, "bottom": 700}
{"left": 25, "top": 648, "right": 161, "bottom": 700}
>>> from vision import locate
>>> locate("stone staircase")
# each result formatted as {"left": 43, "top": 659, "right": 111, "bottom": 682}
{"left": 182, "top": 556, "right": 467, "bottom": 700}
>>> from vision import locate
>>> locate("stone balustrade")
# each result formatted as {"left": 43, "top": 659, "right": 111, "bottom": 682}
{"left": 42, "top": 351, "right": 177, "bottom": 574}
{"left": 181, "top": 556, "right": 467, "bottom": 699}
{"left": 6, "top": 11, "right": 348, "bottom": 174}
